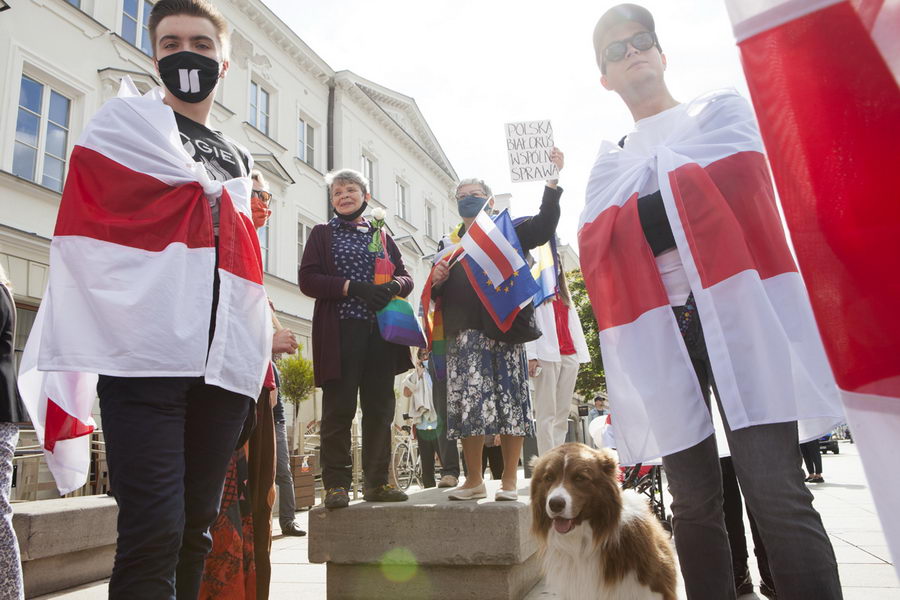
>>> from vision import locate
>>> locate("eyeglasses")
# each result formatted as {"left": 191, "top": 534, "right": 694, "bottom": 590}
{"left": 455, "top": 191, "right": 488, "bottom": 202}
{"left": 252, "top": 189, "right": 272, "bottom": 205}
{"left": 603, "top": 31, "right": 658, "bottom": 64}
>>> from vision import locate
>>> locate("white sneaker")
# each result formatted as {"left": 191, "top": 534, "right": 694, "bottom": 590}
{"left": 438, "top": 475, "right": 458, "bottom": 488}
{"left": 447, "top": 482, "right": 486, "bottom": 500}
{"left": 495, "top": 488, "right": 518, "bottom": 501}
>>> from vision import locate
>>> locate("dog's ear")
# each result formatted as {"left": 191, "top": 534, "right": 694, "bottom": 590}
{"left": 594, "top": 447, "right": 619, "bottom": 476}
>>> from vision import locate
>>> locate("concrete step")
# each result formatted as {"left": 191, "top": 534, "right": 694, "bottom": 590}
{"left": 308, "top": 480, "right": 540, "bottom": 599}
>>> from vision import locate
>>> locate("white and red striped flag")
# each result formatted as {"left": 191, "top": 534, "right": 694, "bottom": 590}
{"left": 18, "top": 78, "right": 272, "bottom": 495}
{"left": 578, "top": 89, "right": 844, "bottom": 466}
{"left": 459, "top": 209, "right": 527, "bottom": 289}
{"left": 725, "top": 0, "right": 900, "bottom": 573}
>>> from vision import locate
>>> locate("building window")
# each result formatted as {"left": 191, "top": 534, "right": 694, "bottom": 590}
{"left": 14, "top": 306, "right": 37, "bottom": 372}
{"left": 425, "top": 203, "right": 435, "bottom": 239}
{"left": 67, "top": 0, "right": 82, "bottom": 8}
{"left": 361, "top": 154, "right": 375, "bottom": 197}
{"left": 122, "top": 0, "right": 154, "bottom": 56}
{"left": 249, "top": 81, "right": 270, "bottom": 136}
{"left": 258, "top": 205, "right": 271, "bottom": 272}
{"left": 297, "top": 220, "right": 312, "bottom": 275}
{"left": 395, "top": 180, "right": 408, "bottom": 222}
{"left": 13, "top": 75, "right": 72, "bottom": 193}
{"left": 298, "top": 118, "right": 315, "bottom": 167}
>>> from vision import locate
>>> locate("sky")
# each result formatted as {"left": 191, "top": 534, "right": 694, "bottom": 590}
{"left": 262, "top": 0, "right": 751, "bottom": 249}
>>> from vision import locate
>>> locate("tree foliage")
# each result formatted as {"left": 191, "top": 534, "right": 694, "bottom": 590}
{"left": 276, "top": 345, "right": 315, "bottom": 405}
{"left": 567, "top": 268, "right": 606, "bottom": 399}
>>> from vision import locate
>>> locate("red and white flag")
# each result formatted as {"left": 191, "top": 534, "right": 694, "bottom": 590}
{"left": 18, "top": 78, "right": 272, "bottom": 495}
{"left": 459, "top": 209, "right": 527, "bottom": 289}
{"left": 725, "top": 0, "right": 900, "bottom": 573}
{"left": 578, "top": 89, "right": 844, "bottom": 466}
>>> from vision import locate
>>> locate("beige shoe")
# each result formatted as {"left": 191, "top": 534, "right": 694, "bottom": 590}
{"left": 447, "top": 483, "right": 486, "bottom": 500}
{"left": 495, "top": 488, "right": 518, "bottom": 501}
{"left": 437, "top": 475, "right": 458, "bottom": 488}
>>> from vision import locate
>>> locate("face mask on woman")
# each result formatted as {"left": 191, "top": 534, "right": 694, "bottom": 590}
{"left": 158, "top": 51, "right": 221, "bottom": 103}
{"left": 457, "top": 195, "right": 488, "bottom": 218}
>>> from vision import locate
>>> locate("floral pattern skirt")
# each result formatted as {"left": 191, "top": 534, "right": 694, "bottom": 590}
{"left": 446, "top": 329, "right": 534, "bottom": 439}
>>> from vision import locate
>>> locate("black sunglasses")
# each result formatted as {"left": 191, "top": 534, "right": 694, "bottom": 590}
{"left": 603, "top": 31, "right": 658, "bottom": 64}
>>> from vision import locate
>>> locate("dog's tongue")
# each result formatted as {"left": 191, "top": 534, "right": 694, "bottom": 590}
{"left": 553, "top": 518, "right": 575, "bottom": 534}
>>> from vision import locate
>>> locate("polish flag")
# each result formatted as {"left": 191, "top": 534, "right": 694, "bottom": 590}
{"left": 18, "top": 79, "right": 272, "bottom": 494}
{"left": 725, "top": 0, "right": 900, "bottom": 574}
{"left": 578, "top": 89, "right": 844, "bottom": 466}
{"left": 460, "top": 209, "right": 527, "bottom": 289}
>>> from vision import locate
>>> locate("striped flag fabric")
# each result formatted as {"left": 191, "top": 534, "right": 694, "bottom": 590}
{"left": 18, "top": 78, "right": 272, "bottom": 494}
{"left": 530, "top": 240, "right": 558, "bottom": 307}
{"left": 578, "top": 88, "right": 844, "bottom": 466}
{"left": 724, "top": 0, "right": 900, "bottom": 574}
{"left": 460, "top": 210, "right": 540, "bottom": 332}
{"left": 460, "top": 209, "right": 527, "bottom": 289}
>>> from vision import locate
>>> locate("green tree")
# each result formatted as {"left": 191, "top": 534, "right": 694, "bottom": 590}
{"left": 276, "top": 346, "right": 315, "bottom": 452}
{"left": 567, "top": 268, "right": 606, "bottom": 399}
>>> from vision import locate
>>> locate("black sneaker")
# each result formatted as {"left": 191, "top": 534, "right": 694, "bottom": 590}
{"left": 363, "top": 484, "right": 408, "bottom": 502}
{"left": 324, "top": 487, "right": 350, "bottom": 509}
{"left": 759, "top": 581, "right": 777, "bottom": 599}
{"left": 734, "top": 566, "right": 754, "bottom": 596}
{"left": 281, "top": 521, "right": 307, "bottom": 536}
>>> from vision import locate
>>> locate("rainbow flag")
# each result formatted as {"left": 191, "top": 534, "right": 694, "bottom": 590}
{"left": 373, "top": 229, "right": 425, "bottom": 347}
{"left": 377, "top": 298, "right": 426, "bottom": 348}
{"left": 421, "top": 245, "right": 463, "bottom": 380}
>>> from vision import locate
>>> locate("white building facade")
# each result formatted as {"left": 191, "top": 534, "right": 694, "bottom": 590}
{"left": 0, "top": 0, "right": 458, "bottom": 482}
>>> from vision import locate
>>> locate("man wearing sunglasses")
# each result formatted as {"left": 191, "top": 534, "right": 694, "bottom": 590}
{"left": 581, "top": 4, "right": 844, "bottom": 599}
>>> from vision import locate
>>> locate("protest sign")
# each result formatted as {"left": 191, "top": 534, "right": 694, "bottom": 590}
{"left": 505, "top": 120, "right": 558, "bottom": 183}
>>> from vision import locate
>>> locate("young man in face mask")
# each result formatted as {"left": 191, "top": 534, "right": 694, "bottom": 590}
{"left": 94, "top": 2, "right": 263, "bottom": 598}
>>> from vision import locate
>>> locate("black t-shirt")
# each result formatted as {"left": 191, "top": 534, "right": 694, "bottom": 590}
{"left": 175, "top": 112, "right": 249, "bottom": 180}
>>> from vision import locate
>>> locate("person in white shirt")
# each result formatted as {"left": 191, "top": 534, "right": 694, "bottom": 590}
{"left": 525, "top": 268, "right": 590, "bottom": 456}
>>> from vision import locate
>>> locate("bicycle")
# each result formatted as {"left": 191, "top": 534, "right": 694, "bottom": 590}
{"left": 390, "top": 424, "right": 421, "bottom": 491}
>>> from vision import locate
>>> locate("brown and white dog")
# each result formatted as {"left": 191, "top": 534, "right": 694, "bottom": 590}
{"left": 530, "top": 443, "right": 677, "bottom": 600}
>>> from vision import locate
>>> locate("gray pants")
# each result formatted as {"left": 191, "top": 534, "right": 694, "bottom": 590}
{"left": 663, "top": 403, "right": 842, "bottom": 599}
{"left": 0, "top": 422, "right": 24, "bottom": 600}
{"left": 274, "top": 421, "right": 296, "bottom": 529}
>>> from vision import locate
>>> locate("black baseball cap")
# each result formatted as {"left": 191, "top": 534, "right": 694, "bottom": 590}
{"left": 592, "top": 4, "right": 660, "bottom": 73}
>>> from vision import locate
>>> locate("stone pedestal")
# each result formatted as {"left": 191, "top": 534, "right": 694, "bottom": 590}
{"left": 13, "top": 495, "right": 119, "bottom": 598}
{"left": 309, "top": 480, "right": 540, "bottom": 600}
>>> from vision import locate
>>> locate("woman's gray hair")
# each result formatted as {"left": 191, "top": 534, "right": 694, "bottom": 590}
{"left": 455, "top": 178, "right": 492, "bottom": 199}
{"left": 324, "top": 168, "right": 369, "bottom": 197}
{"left": 250, "top": 169, "right": 269, "bottom": 191}
{"left": 0, "top": 263, "right": 10, "bottom": 287}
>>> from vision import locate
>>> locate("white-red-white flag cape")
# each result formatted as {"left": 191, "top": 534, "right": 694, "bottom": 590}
{"left": 578, "top": 89, "right": 844, "bottom": 466}
{"left": 18, "top": 78, "right": 272, "bottom": 495}
{"left": 725, "top": 0, "right": 900, "bottom": 575}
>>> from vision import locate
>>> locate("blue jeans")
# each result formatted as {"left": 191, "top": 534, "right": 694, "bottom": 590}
{"left": 98, "top": 376, "right": 251, "bottom": 600}
{"left": 662, "top": 319, "right": 841, "bottom": 599}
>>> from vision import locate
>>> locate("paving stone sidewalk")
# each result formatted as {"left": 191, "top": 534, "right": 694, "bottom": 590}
{"left": 36, "top": 440, "right": 897, "bottom": 599}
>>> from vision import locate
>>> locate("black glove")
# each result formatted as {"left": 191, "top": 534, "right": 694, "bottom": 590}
{"left": 370, "top": 280, "right": 401, "bottom": 310}
{"left": 347, "top": 280, "right": 378, "bottom": 306}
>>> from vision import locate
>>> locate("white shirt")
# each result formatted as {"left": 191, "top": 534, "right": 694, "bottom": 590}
{"left": 625, "top": 104, "right": 692, "bottom": 307}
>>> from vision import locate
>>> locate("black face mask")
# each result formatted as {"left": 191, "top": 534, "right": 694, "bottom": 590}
{"left": 157, "top": 51, "right": 221, "bottom": 103}
{"left": 336, "top": 201, "right": 368, "bottom": 222}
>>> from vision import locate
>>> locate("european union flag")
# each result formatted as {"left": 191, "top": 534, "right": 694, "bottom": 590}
{"left": 461, "top": 210, "right": 540, "bottom": 332}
